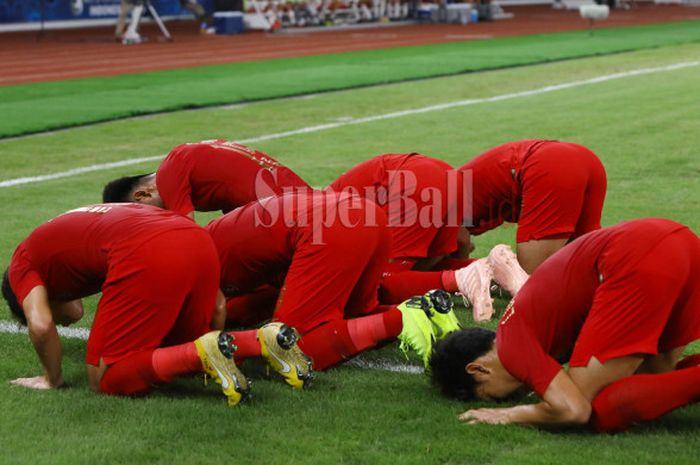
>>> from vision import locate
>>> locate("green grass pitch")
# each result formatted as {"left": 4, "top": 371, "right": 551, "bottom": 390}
{"left": 0, "top": 40, "right": 699, "bottom": 464}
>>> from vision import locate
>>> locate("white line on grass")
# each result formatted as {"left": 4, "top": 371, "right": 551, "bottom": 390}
{"left": 1, "top": 59, "right": 699, "bottom": 189}
{"left": 0, "top": 156, "right": 164, "bottom": 188}
{"left": 0, "top": 320, "right": 424, "bottom": 374}
{"left": 0, "top": 320, "right": 90, "bottom": 339}
{"left": 346, "top": 358, "right": 424, "bottom": 374}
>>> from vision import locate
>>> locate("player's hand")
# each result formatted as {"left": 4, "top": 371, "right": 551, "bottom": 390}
{"left": 10, "top": 375, "right": 62, "bottom": 390}
{"left": 459, "top": 407, "right": 513, "bottom": 425}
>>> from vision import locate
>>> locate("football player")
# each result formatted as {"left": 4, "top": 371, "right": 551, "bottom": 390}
{"left": 430, "top": 218, "right": 700, "bottom": 432}
{"left": 102, "top": 139, "right": 311, "bottom": 219}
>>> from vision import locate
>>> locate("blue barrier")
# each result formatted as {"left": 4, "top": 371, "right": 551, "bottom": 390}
{"left": 0, "top": 0, "right": 213, "bottom": 24}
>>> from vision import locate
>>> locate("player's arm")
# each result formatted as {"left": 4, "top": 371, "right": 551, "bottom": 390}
{"left": 459, "top": 370, "right": 591, "bottom": 426}
{"left": 12, "top": 285, "right": 65, "bottom": 389}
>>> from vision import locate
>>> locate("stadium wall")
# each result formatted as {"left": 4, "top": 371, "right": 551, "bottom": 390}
{"left": 0, "top": 0, "right": 213, "bottom": 29}
{"left": 0, "top": 0, "right": 561, "bottom": 31}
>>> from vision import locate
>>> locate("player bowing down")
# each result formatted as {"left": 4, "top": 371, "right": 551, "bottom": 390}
{"left": 208, "top": 190, "right": 507, "bottom": 370}
{"left": 2, "top": 204, "right": 309, "bottom": 406}
{"left": 430, "top": 218, "right": 700, "bottom": 432}
{"left": 102, "top": 139, "right": 311, "bottom": 218}
{"left": 327, "top": 152, "right": 528, "bottom": 321}
{"left": 457, "top": 139, "right": 607, "bottom": 274}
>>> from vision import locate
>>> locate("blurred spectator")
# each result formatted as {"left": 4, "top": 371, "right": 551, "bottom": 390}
{"left": 115, "top": 0, "right": 214, "bottom": 43}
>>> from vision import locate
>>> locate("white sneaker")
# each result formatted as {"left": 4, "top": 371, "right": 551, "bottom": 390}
{"left": 455, "top": 259, "right": 494, "bottom": 322}
{"left": 121, "top": 33, "right": 143, "bottom": 45}
{"left": 487, "top": 244, "right": 529, "bottom": 296}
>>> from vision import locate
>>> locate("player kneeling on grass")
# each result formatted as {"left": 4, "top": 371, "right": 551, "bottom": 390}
{"left": 327, "top": 152, "right": 528, "bottom": 322}
{"left": 102, "top": 139, "right": 311, "bottom": 220}
{"left": 457, "top": 139, "right": 607, "bottom": 275}
{"left": 430, "top": 218, "right": 700, "bottom": 432}
{"left": 2, "top": 203, "right": 310, "bottom": 406}
{"left": 207, "top": 190, "right": 526, "bottom": 370}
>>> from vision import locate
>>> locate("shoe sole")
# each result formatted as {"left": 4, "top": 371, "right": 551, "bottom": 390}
{"left": 195, "top": 333, "right": 250, "bottom": 406}
{"left": 259, "top": 324, "right": 312, "bottom": 390}
{"left": 488, "top": 245, "right": 528, "bottom": 296}
{"left": 460, "top": 260, "right": 494, "bottom": 322}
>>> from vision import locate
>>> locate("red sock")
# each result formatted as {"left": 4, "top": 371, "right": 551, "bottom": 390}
{"left": 99, "top": 350, "right": 160, "bottom": 396}
{"left": 379, "top": 270, "right": 443, "bottom": 304}
{"left": 298, "top": 309, "right": 402, "bottom": 371}
{"left": 347, "top": 308, "right": 403, "bottom": 349}
{"left": 433, "top": 258, "right": 476, "bottom": 271}
{"left": 591, "top": 365, "right": 700, "bottom": 433}
{"left": 441, "top": 270, "right": 458, "bottom": 292}
{"left": 226, "top": 329, "right": 261, "bottom": 361}
{"left": 676, "top": 353, "right": 700, "bottom": 370}
{"left": 151, "top": 342, "right": 202, "bottom": 382}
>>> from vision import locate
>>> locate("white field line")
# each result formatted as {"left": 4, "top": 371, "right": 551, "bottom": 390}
{"left": 1, "top": 59, "right": 699, "bottom": 190}
{"left": 346, "top": 358, "right": 424, "bottom": 374}
{"left": 0, "top": 319, "right": 423, "bottom": 374}
{"left": 0, "top": 320, "right": 90, "bottom": 339}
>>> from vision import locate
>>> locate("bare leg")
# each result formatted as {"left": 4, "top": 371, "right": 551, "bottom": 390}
{"left": 569, "top": 355, "right": 644, "bottom": 401}
{"left": 452, "top": 227, "right": 473, "bottom": 259}
{"left": 516, "top": 238, "right": 568, "bottom": 274}
{"left": 86, "top": 359, "right": 109, "bottom": 392}
{"left": 636, "top": 346, "right": 686, "bottom": 374}
{"left": 115, "top": 0, "right": 133, "bottom": 38}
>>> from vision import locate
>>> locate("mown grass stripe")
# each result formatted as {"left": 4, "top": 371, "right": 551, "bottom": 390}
{"left": 2, "top": 59, "right": 698, "bottom": 188}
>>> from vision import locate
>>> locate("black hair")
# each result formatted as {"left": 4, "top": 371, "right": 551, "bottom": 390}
{"left": 2, "top": 269, "right": 26, "bottom": 325}
{"left": 429, "top": 327, "right": 496, "bottom": 401}
{"left": 102, "top": 173, "right": 152, "bottom": 203}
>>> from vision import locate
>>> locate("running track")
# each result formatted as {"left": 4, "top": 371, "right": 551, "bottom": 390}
{"left": 1, "top": 4, "right": 699, "bottom": 86}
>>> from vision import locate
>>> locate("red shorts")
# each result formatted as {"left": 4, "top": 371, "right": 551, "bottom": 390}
{"left": 87, "top": 229, "right": 219, "bottom": 366}
{"left": 517, "top": 142, "right": 607, "bottom": 243}
{"left": 570, "top": 227, "right": 700, "bottom": 367}
{"left": 330, "top": 154, "right": 457, "bottom": 260}
{"left": 273, "top": 203, "right": 391, "bottom": 334}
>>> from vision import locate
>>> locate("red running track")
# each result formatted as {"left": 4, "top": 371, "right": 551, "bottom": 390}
{"left": 0, "top": 4, "right": 698, "bottom": 86}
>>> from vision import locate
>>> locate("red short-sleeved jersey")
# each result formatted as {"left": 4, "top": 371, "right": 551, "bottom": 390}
{"left": 156, "top": 140, "right": 311, "bottom": 216}
{"left": 8, "top": 204, "right": 199, "bottom": 304}
{"left": 207, "top": 191, "right": 390, "bottom": 332}
{"left": 206, "top": 191, "right": 376, "bottom": 294}
{"left": 458, "top": 139, "right": 606, "bottom": 242}
{"left": 458, "top": 139, "right": 548, "bottom": 235}
{"left": 328, "top": 153, "right": 461, "bottom": 259}
{"left": 497, "top": 218, "right": 696, "bottom": 397}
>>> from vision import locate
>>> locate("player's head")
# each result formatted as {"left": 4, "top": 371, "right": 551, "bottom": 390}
{"left": 430, "top": 327, "right": 522, "bottom": 401}
{"left": 102, "top": 173, "right": 162, "bottom": 207}
{"left": 2, "top": 269, "right": 26, "bottom": 325}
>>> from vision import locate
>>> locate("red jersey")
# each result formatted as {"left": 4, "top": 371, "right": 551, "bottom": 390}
{"left": 156, "top": 140, "right": 311, "bottom": 216}
{"left": 8, "top": 204, "right": 200, "bottom": 304}
{"left": 458, "top": 139, "right": 548, "bottom": 235}
{"left": 497, "top": 218, "right": 692, "bottom": 397}
{"left": 207, "top": 191, "right": 365, "bottom": 296}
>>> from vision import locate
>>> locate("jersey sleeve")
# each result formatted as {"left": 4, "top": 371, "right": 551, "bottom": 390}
{"left": 496, "top": 302, "right": 563, "bottom": 398}
{"left": 8, "top": 249, "right": 45, "bottom": 305}
{"left": 156, "top": 156, "right": 195, "bottom": 216}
